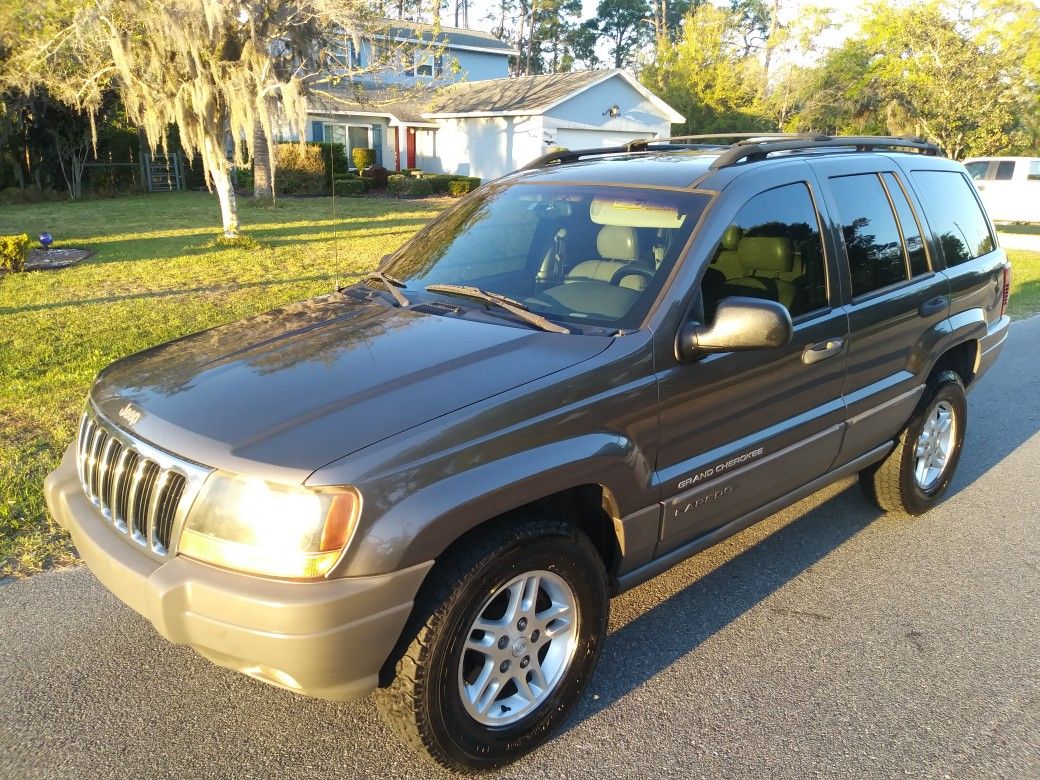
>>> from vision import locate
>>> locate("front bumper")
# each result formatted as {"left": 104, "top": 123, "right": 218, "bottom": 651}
{"left": 45, "top": 444, "right": 432, "bottom": 701}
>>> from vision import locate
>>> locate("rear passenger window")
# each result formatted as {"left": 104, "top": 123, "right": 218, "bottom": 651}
{"left": 701, "top": 182, "right": 827, "bottom": 320}
{"left": 829, "top": 174, "right": 907, "bottom": 297}
{"left": 964, "top": 161, "right": 989, "bottom": 180}
{"left": 995, "top": 161, "right": 1015, "bottom": 180}
{"left": 910, "top": 170, "right": 995, "bottom": 266}
{"left": 882, "top": 173, "right": 929, "bottom": 277}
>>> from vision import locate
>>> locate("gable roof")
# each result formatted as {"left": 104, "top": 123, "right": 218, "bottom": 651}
{"left": 424, "top": 70, "right": 684, "bottom": 123}
{"left": 379, "top": 21, "right": 519, "bottom": 56}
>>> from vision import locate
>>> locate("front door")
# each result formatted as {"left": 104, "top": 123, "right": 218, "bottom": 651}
{"left": 406, "top": 128, "right": 417, "bottom": 169}
{"left": 654, "top": 173, "right": 848, "bottom": 556}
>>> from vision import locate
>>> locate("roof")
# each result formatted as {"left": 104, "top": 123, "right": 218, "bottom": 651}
{"left": 378, "top": 21, "right": 519, "bottom": 56}
{"left": 308, "top": 89, "right": 438, "bottom": 127}
{"left": 425, "top": 70, "right": 685, "bottom": 123}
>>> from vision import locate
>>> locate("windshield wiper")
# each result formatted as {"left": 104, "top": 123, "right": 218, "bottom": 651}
{"left": 425, "top": 284, "right": 570, "bottom": 334}
{"left": 364, "top": 271, "right": 409, "bottom": 307}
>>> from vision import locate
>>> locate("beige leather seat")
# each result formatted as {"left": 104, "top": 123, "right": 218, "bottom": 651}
{"left": 564, "top": 226, "right": 649, "bottom": 291}
{"left": 711, "top": 225, "right": 744, "bottom": 280}
{"left": 721, "top": 236, "right": 799, "bottom": 310}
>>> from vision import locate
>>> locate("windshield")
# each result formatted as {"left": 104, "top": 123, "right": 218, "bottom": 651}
{"left": 383, "top": 182, "right": 710, "bottom": 331}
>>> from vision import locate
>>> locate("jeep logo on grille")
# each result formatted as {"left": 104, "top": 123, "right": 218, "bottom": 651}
{"left": 118, "top": 402, "right": 142, "bottom": 427}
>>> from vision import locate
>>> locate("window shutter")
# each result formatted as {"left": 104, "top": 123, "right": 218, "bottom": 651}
{"left": 435, "top": 54, "right": 444, "bottom": 77}
{"left": 311, "top": 121, "right": 324, "bottom": 142}
{"left": 371, "top": 125, "right": 383, "bottom": 166}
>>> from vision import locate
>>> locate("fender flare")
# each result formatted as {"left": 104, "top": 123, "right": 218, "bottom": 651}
{"left": 335, "top": 433, "right": 651, "bottom": 577}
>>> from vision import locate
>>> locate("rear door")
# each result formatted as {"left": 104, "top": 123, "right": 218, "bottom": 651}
{"left": 810, "top": 157, "right": 950, "bottom": 464}
{"left": 653, "top": 164, "right": 848, "bottom": 555}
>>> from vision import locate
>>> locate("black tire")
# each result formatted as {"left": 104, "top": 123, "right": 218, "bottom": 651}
{"left": 374, "top": 516, "right": 609, "bottom": 774}
{"left": 860, "top": 370, "right": 967, "bottom": 516}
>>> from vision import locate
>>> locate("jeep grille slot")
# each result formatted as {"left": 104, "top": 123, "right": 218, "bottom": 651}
{"left": 76, "top": 409, "right": 210, "bottom": 558}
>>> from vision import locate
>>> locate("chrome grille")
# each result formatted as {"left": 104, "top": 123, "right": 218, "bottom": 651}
{"left": 76, "top": 406, "right": 210, "bottom": 557}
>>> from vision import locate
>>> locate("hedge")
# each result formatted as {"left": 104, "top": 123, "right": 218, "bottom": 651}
{"left": 333, "top": 177, "right": 367, "bottom": 196}
{"left": 449, "top": 177, "right": 481, "bottom": 197}
{"left": 274, "top": 143, "right": 326, "bottom": 195}
{"left": 0, "top": 233, "right": 30, "bottom": 272}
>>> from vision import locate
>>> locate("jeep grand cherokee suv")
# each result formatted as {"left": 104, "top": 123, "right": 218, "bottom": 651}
{"left": 45, "top": 134, "right": 1011, "bottom": 773}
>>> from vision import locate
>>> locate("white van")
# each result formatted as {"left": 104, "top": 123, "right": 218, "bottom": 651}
{"left": 962, "top": 156, "right": 1040, "bottom": 223}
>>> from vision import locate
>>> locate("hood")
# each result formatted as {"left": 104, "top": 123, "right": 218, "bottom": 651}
{"left": 91, "top": 294, "right": 611, "bottom": 482}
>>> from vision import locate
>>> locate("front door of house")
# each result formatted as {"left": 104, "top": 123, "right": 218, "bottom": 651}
{"left": 406, "top": 128, "right": 416, "bottom": 169}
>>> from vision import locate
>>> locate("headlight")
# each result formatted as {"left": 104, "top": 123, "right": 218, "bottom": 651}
{"left": 178, "top": 472, "right": 361, "bottom": 579}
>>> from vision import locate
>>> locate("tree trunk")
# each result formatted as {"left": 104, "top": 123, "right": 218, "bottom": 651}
{"left": 204, "top": 137, "right": 239, "bottom": 237}
{"left": 252, "top": 119, "right": 274, "bottom": 200}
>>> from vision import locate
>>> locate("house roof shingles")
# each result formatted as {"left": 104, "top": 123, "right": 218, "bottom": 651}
{"left": 383, "top": 22, "right": 518, "bottom": 54}
{"left": 428, "top": 70, "right": 609, "bottom": 116}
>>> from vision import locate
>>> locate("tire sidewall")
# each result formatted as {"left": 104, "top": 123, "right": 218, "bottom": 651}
{"left": 422, "top": 529, "right": 607, "bottom": 769}
{"left": 900, "top": 374, "right": 967, "bottom": 513}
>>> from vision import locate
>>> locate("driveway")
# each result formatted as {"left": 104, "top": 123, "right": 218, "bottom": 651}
{"left": 997, "top": 230, "right": 1040, "bottom": 252}
{"left": 2, "top": 318, "right": 1038, "bottom": 780}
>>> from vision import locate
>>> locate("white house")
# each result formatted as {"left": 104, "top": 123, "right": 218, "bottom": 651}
{"left": 301, "top": 22, "right": 683, "bottom": 180}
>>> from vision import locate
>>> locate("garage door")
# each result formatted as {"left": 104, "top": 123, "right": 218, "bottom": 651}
{"left": 554, "top": 129, "right": 653, "bottom": 150}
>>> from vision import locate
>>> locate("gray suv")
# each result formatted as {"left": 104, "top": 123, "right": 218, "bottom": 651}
{"left": 45, "top": 135, "right": 1011, "bottom": 772}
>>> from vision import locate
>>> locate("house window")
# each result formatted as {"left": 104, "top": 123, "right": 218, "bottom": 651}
{"left": 323, "top": 123, "right": 374, "bottom": 168}
{"left": 408, "top": 53, "right": 444, "bottom": 78}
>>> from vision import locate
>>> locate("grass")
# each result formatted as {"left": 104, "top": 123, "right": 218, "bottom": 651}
{"left": 0, "top": 192, "right": 448, "bottom": 577}
{"left": 997, "top": 223, "right": 1040, "bottom": 235}
{"left": 1007, "top": 249, "right": 1040, "bottom": 319}
{"left": 1, "top": 194, "right": 1039, "bottom": 578}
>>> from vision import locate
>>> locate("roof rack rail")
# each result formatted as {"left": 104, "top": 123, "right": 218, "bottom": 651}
{"left": 521, "top": 145, "right": 637, "bottom": 170}
{"left": 521, "top": 133, "right": 810, "bottom": 170}
{"left": 707, "top": 135, "right": 942, "bottom": 169}
{"left": 520, "top": 133, "right": 942, "bottom": 172}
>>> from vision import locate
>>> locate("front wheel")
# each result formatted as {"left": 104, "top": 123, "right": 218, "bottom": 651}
{"left": 375, "top": 517, "right": 609, "bottom": 773}
{"left": 860, "top": 370, "right": 967, "bottom": 516}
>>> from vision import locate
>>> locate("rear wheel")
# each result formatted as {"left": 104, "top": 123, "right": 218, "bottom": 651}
{"left": 860, "top": 370, "right": 967, "bottom": 516}
{"left": 375, "top": 517, "right": 608, "bottom": 773}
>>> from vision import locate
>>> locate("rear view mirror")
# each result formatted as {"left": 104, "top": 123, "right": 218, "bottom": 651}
{"left": 677, "top": 297, "right": 793, "bottom": 359}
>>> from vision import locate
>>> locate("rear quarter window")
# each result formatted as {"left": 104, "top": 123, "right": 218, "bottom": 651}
{"left": 909, "top": 170, "right": 995, "bottom": 267}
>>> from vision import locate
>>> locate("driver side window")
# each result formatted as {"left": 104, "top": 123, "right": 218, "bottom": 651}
{"left": 702, "top": 182, "right": 827, "bottom": 321}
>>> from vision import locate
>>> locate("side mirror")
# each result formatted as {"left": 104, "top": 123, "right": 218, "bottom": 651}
{"left": 677, "top": 297, "right": 793, "bottom": 360}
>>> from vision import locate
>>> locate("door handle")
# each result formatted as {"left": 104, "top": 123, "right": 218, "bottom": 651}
{"left": 918, "top": 295, "right": 949, "bottom": 317}
{"left": 802, "top": 338, "right": 844, "bottom": 365}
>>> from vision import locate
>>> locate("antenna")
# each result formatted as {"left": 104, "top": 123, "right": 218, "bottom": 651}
{"left": 331, "top": 137, "right": 339, "bottom": 291}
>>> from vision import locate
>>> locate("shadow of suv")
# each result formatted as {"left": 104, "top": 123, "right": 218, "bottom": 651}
{"left": 45, "top": 134, "right": 1011, "bottom": 773}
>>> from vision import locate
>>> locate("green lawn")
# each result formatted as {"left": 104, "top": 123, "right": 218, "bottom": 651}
{"left": 1, "top": 193, "right": 1039, "bottom": 578}
{"left": 997, "top": 223, "right": 1040, "bottom": 235}
{"left": 0, "top": 192, "right": 448, "bottom": 577}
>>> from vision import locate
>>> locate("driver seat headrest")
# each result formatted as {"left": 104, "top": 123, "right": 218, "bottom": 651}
{"left": 597, "top": 225, "right": 639, "bottom": 262}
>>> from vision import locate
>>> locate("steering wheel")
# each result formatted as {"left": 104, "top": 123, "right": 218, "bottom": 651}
{"left": 609, "top": 265, "right": 655, "bottom": 286}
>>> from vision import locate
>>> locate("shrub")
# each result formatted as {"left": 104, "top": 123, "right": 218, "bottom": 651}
{"left": 0, "top": 234, "right": 31, "bottom": 272}
{"left": 352, "top": 147, "right": 376, "bottom": 172}
{"left": 362, "top": 164, "right": 389, "bottom": 189}
{"left": 387, "top": 174, "right": 409, "bottom": 197}
{"left": 449, "top": 177, "right": 481, "bottom": 197}
{"left": 315, "top": 142, "right": 349, "bottom": 186}
{"left": 333, "top": 178, "right": 366, "bottom": 197}
{"left": 401, "top": 167, "right": 422, "bottom": 177}
{"left": 425, "top": 174, "right": 455, "bottom": 194}
{"left": 0, "top": 186, "right": 63, "bottom": 205}
{"left": 274, "top": 143, "right": 326, "bottom": 195}
{"left": 408, "top": 178, "right": 433, "bottom": 197}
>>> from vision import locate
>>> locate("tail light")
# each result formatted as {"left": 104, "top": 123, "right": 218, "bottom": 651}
{"left": 1000, "top": 264, "right": 1011, "bottom": 317}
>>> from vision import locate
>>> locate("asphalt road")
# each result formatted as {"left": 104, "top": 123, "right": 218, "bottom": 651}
{"left": 2, "top": 318, "right": 1038, "bottom": 780}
